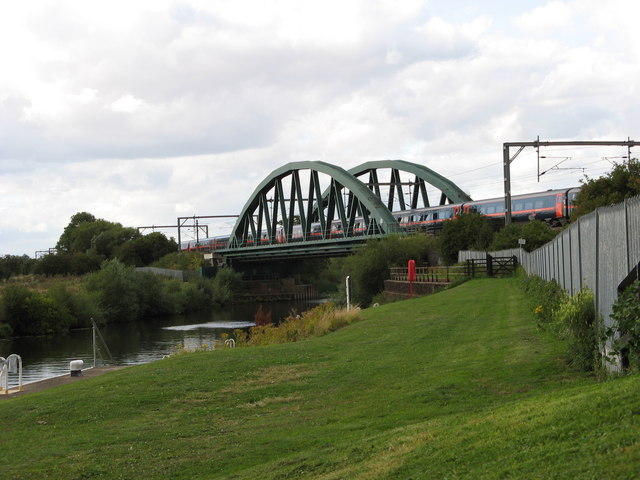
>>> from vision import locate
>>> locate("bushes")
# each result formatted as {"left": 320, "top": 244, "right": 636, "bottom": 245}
{"left": 235, "top": 303, "right": 360, "bottom": 347}
{"left": 520, "top": 271, "right": 565, "bottom": 327}
{"left": 554, "top": 289, "right": 598, "bottom": 371}
{"left": 85, "top": 259, "right": 140, "bottom": 322}
{"left": 338, "top": 234, "right": 438, "bottom": 307}
{"left": 211, "top": 267, "right": 242, "bottom": 305}
{"left": 490, "top": 220, "right": 557, "bottom": 252}
{"left": 0, "top": 260, "right": 244, "bottom": 338}
{"left": 606, "top": 280, "right": 640, "bottom": 370}
{"left": 520, "top": 271, "right": 598, "bottom": 372}
{"left": 0, "top": 285, "right": 73, "bottom": 336}
{"left": 439, "top": 212, "right": 494, "bottom": 265}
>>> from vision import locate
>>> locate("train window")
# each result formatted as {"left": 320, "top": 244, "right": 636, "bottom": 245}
{"left": 513, "top": 202, "right": 523, "bottom": 211}
{"left": 525, "top": 200, "right": 534, "bottom": 210}
{"left": 534, "top": 199, "right": 543, "bottom": 209}
{"left": 432, "top": 212, "right": 438, "bottom": 220}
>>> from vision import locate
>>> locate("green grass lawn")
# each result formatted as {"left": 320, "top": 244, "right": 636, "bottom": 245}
{"left": 1, "top": 278, "right": 639, "bottom": 479}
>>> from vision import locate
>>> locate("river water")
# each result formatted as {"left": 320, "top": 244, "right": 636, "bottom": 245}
{"left": 0, "top": 300, "right": 321, "bottom": 387}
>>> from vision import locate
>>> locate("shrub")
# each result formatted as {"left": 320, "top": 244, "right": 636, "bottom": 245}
{"left": 182, "top": 281, "right": 213, "bottom": 313}
{"left": 0, "top": 284, "right": 72, "bottom": 336}
{"left": 340, "top": 234, "right": 438, "bottom": 307}
{"left": 85, "top": 259, "right": 140, "bottom": 322}
{"left": 152, "top": 251, "right": 205, "bottom": 270}
{"left": 48, "top": 283, "right": 100, "bottom": 329}
{"left": 0, "top": 322, "right": 13, "bottom": 339}
{"left": 490, "top": 220, "right": 557, "bottom": 252}
{"left": 553, "top": 288, "right": 597, "bottom": 371}
{"left": 247, "top": 303, "right": 360, "bottom": 346}
{"left": 519, "top": 271, "right": 565, "bottom": 327}
{"left": 606, "top": 280, "right": 640, "bottom": 370}
{"left": 211, "top": 268, "right": 242, "bottom": 305}
{"left": 439, "top": 211, "right": 494, "bottom": 265}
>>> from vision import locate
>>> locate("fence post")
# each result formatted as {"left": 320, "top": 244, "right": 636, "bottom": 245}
{"left": 595, "top": 209, "right": 599, "bottom": 314}
{"left": 625, "top": 198, "right": 631, "bottom": 273}
{"left": 486, "top": 254, "right": 493, "bottom": 277}
{"left": 577, "top": 217, "right": 583, "bottom": 291}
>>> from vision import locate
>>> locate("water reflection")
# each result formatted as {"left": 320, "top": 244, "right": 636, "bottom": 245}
{"left": 0, "top": 300, "right": 321, "bottom": 386}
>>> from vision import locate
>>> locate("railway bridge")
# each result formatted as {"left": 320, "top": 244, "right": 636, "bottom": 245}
{"left": 217, "top": 160, "right": 471, "bottom": 265}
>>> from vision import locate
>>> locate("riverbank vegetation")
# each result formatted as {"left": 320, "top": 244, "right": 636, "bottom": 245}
{"left": 310, "top": 234, "right": 439, "bottom": 307}
{"left": 234, "top": 302, "right": 361, "bottom": 347}
{"left": 2, "top": 278, "right": 638, "bottom": 479}
{"left": 0, "top": 212, "right": 184, "bottom": 281}
{"left": 0, "top": 259, "right": 242, "bottom": 339}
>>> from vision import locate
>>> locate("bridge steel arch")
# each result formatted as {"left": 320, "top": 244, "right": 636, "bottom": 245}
{"left": 347, "top": 160, "right": 472, "bottom": 210}
{"left": 226, "top": 161, "right": 402, "bottom": 252}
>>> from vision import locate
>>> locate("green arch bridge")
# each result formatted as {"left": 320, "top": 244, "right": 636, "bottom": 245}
{"left": 218, "top": 160, "right": 471, "bottom": 262}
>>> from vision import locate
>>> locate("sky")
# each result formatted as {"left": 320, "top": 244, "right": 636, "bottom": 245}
{"left": 1, "top": 0, "right": 639, "bottom": 256}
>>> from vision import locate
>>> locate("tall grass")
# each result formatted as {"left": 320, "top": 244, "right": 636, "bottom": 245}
{"left": 236, "top": 302, "right": 361, "bottom": 346}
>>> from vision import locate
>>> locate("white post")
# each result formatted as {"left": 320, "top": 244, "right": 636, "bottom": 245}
{"left": 346, "top": 275, "right": 352, "bottom": 311}
{"left": 92, "top": 318, "right": 97, "bottom": 368}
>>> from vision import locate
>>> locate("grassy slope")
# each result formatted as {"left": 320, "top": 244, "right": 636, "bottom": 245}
{"left": 1, "top": 278, "right": 639, "bottom": 479}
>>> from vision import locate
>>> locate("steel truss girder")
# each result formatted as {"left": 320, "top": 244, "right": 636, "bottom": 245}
{"left": 227, "top": 161, "right": 402, "bottom": 249}
{"left": 348, "top": 160, "right": 472, "bottom": 209}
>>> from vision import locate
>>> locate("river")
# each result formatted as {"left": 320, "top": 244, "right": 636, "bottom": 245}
{"left": 0, "top": 300, "right": 322, "bottom": 387}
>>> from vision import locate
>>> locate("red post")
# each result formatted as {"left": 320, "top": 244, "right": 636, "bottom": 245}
{"left": 408, "top": 259, "right": 416, "bottom": 298}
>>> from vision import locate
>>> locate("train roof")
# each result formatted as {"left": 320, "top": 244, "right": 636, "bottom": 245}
{"left": 468, "top": 187, "right": 579, "bottom": 205}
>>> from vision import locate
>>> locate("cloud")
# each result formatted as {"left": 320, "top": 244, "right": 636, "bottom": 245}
{"left": 513, "top": 1, "right": 573, "bottom": 33}
{"left": 1, "top": 0, "right": 640, "bottom": 255}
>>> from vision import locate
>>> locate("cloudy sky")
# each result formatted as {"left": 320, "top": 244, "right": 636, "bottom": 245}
{"left": 1, "top": 0, "right": 639, "bottom": 256}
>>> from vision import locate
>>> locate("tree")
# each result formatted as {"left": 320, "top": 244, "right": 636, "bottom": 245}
{"left": 56, "top": 212, "right": 96, "bottom": 252}
{"left": 571, "top": 158, "right": 640, "bottom": 220}
{"left": 116, "top": 232, "right": 178, "bottom": 266}
{"left": 0, "top": 255, "right": 36, "bottom": 280}
{"left": 56, "top": 212, "right": 141, "bottom": 257}
{"left": 490, "top": 220, "right": 557, "bottom": 252}
{"left": 85, "top": 259, "right": 140, "bottom": 322}
{"left": 439, "top": 212, "right": 494, "bottom": 264}
{"left": 341, "top": 234, "right": 438, "bottom": 307}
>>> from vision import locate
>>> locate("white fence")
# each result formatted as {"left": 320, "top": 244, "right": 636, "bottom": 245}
{"left": 460, "top": 195, "right": 640, "bottom": 355}
{"left": 135, "top": 267, "right": 199, "bottom": 281}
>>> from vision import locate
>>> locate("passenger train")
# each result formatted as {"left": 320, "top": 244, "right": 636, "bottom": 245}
{"left": 180, "top": 187, "right": 580, "bottom": 252}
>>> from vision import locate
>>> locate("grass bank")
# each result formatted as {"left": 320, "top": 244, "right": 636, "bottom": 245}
{"left": 1, "top": 278, "right": 639, "bottom": 479}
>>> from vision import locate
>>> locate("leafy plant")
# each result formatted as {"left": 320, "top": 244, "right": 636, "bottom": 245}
{"left": 439, "top": 211, "right": 494, "bottom": 264}
{"left": 246, "top": 302, "right": 361, "bottom": 346}
{"left": 339, "top": 233, "right": 438, "bottom": 307}
{"left": 211, "top": 267, "right": 242, "bottom": 305}
{"left": 519, "top": 271, "right": 565, "bottom": 327}
{"left": 571, "top": 158, "right": 640, "bottom": 220}
{"left": 490, "top": 220, "right": 557, "bottom": 252}
{"left": 553, "top": 288, "right": 597, "bottom": 371}
{"left": 605, "top": 280, "right": 640, "bottom": 370}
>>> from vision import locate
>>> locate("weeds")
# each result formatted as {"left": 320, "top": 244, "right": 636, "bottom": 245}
{"left": 604, "top": 280, "right": 640, "bottom": 370}
{"left": 519, "top": 270, "right": 598, "bottom": 372}
{"left": 235, "top": 302, "right": 361, "bottom": 347}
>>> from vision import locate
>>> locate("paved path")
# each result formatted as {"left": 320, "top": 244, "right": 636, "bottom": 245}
{"left": 0, "top": 366, "right": 127, "bottom": 400}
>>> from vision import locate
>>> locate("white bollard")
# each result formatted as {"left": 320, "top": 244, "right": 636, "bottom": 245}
{"left": 70, "top": 359, "right": 84, "bottom": 377}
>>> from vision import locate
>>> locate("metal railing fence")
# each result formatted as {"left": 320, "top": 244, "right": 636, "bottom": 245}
{"left": 389, "top": 266, "right": 466, "bottom": 283}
